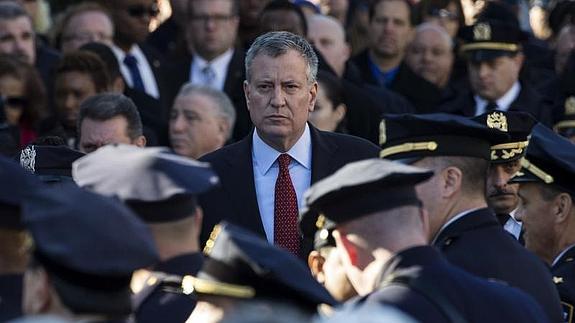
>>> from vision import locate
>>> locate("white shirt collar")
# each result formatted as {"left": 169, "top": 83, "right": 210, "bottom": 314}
{"left": 111, "top": 44, "right": 143, "bottom": 61}
{"left": 552, "top": 244, "right": 575, "bottom": 267}
{"left": 252, "top": 123, "right": 312, "bottom": 176}
{"left": 474, "top": 82, "right": 521, "bottom": 115}
{"left": 432, "top": 207, "right": 482, "bottom": 244}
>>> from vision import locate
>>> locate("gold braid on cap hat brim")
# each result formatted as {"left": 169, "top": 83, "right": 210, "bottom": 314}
{"left": 461, "top": 42, "right": 520, "bottom": 52}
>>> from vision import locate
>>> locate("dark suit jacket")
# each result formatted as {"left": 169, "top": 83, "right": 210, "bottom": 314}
{"left": 199, "top": 125, "right": 380, "bottom": 254}
{"left": 433, "top": 208, "right": 563, "bottom": 322}
{"left": 356, "top": 246, "right": 549, "bottom": 323}
{"left": 350, "top": 49, "right": 447, "bottom": 113}
{"left": 438, "top": 82, "right": 554, "bottom": 126}
{"left": 0, "top": 274, "right": 22, "bottom": 322}
{"left": 165, "top": 48, "right": 252, "bottom": 142}
{"left": 551, "top": 245, "right": 575, "bottom": 323}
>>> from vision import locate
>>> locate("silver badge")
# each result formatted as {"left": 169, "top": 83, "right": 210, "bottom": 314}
{"left": 20, "top": 145, "right": 36, "bottom": 173}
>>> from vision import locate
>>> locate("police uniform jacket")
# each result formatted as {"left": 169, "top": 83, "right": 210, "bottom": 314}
{"left": 135, "top": 253, "right": 203, "bottom": 323}
{"left": 0, "top": 274, "right": 22, "bottom": 322}
{"left": 433, "top": 208, "right": 563, "bottom": 322}
{"left": 438, "top": 81, "right": 554, "bottom": 127}
{"left": 552, "top": 245, "right": 575, "bottom": 323}
{"left": 354, "top": 246, "right": 550, "bottom": 323}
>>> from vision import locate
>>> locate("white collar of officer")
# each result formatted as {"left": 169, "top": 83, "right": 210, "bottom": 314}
{"left": 552, "top": 244, "right": 575, "bottom": 267}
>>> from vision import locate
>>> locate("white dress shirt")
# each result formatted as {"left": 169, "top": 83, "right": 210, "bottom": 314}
{"left": 503, "top": 208, "right": 523, "bottom": 240}
{"left": 189, "top": 48, "right": 234, "bottom": 91}
{"left": 432, "top": 208, "right": 482, "bottom": 245}
{"left": 111, "top": 44, "right": 160, "bottom": 99}
{"left": 252, "top": 124, "right": 312, "bottom": 242}
{"left": 474, "top": 82, "right": 521, "bottom": 116}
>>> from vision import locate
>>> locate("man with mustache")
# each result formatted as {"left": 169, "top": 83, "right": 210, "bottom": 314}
{"left": 473, "top": 111, "right": 536, "bottom": 240}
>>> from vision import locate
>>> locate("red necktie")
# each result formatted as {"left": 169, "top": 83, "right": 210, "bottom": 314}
{"left": 274, "top": 154, "right": 300, "bottom": 255}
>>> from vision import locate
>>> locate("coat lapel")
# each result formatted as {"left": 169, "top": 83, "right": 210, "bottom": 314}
{"left": 310, "top": 126, "right": 338, "bottom": 184}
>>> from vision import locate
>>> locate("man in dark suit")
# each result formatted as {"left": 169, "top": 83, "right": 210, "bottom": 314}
{"left": 99, "top": 0, "right": 171, "bottom": 116}
{"left": 510, "top": 124, "right": 575, "bottom": 323}
{"left": 439, "top": 19, "right": 554, "bottom": 126}
{"left": 199, "top": 31, "right": 379, "bottom": 258}
{"left": 379, "top": 113, "right": 563, "bottom": 322}
{"left": 301, "top": 158, "right": 550, "bottom": 323}
{"left": 167, "top": 0, "right": 251, "bottom": 142}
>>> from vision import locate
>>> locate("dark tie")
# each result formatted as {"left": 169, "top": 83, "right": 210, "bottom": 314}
{"left": 123, "top": 54, "right": 145, "bottom": 92}
{"left": 496, "top": 213, "right": 511, "bottom": 226}
{"left": 201, "top": 65, "right": 216, "bottom": 88}
{"left": 486, "top": 101, "right": 499, "bottom": 111}
{"left": 274, "top": 154, "right": 300, "bottom": 255}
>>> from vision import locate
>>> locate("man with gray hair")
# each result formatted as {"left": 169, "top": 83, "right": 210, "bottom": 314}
{"left": 77, "top": 93, "right": 146, "bottom": 153}
{"left": 170, "top": 84, "right": 236, "bottom": 159}
{"left": 199, "top": 31, "right": 379, "bottom": 258}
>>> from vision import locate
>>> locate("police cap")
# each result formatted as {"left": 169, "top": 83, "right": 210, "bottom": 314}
{"left": 0, "top": 156, "right": 40, "bottom": 229}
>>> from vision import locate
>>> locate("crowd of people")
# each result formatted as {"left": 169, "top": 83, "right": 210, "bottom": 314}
{"left": 1, "top": 0, "right": 575, "bottom": 322}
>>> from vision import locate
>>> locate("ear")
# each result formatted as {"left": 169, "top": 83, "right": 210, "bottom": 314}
{"left": 134, "top": 135, "right": 147, "bottom": 148}
{"left": 554, "top": 193, "right": 573, "bottom": 224}
{"left": 217, "top": 118, "right": 232, "bottom": 141}
{"left": 111, "top": 77, "right": 125, "bottom": 93}
{"left": 308, "top": 81, "right": 318, "bottom": 112}
{"left": 243, "top": 80, "right": 251, "bottom": 109}
{"left": 23, "top": 267, "right": 52, "bottom": 315}
{"left": 343, "top": 43, "right": 352, "bottom": 62}
{"left": 307, "top": 250, "right": 326, "bottom": 283}
{"left": 333, "top": 103, "right": 347, "bottom": 124}
{"left": 441, "top": 166, "right": 463, "bottom": 198}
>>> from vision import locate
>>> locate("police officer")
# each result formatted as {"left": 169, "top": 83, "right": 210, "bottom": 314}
{"left": 0, "top": 156, "right": 39, "bottom": 322}
{"left": 379, "top": 113, "right": 563, "bottom": 322}
{"left": 20, "top": 183, "right": 158, "bottom": 322}
{"left": 302, "top": 158, "right": 549, "bottom": 322}
{"left": 72, "top": 144, "right": 219, "bottom": 323}
{"left": 472, "top": 111, "right": 536, "bottom": 240}
{"left": 510, "top": 124, "right": 575, "bottom": 323}
{"left": 186, "top": 221, "right": 338, "bottom": 322}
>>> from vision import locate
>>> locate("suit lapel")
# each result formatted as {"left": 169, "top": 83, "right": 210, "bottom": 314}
{"left": 223, "top": 135, "right": 266, "bottom": 236}
{"left": 310, "top": 126, "right": 338, "bottom": 184}
{"left": 223, "top": 49, "right": 245, "bottom": 96}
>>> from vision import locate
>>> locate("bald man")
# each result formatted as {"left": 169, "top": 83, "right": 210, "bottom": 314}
{"left": 405, "top": 23, "right": 454, "bottom": 89}
{"left": 308, "top": 14, "right": 351, "bottom": 78}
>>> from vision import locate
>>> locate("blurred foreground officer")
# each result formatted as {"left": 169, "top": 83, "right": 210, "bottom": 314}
{"left": 73, "top": 144, "right": 219, "bottom": 323}
{"left": 186, "top": 221, "right": 338, "bottom": 323}
{"left": 0, "top": 156, "right": 39, "bottom": 322}
{"left": 472, "top": 111, "right": 536, "bottom": 240}
{"left": 20, "top": 184, "right": 158, "bottom": 322}
{"left": 19, "top": 140, "right": 85, "bottom": 185}
{"left": 379, "top": 113, "right": 563, "bottom": 322}
{"left": 510, "top": 124, "right": 575, "bottom": 322}
{"left": 302, "top": 158, "right": 549, "bottom": 323}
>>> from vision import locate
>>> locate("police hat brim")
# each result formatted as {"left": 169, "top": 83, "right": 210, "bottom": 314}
{"left": 466, "top": 49, "right": 518, "bottom": 62}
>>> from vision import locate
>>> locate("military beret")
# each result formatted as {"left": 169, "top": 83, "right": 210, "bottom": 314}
{"left": 379, "top": 113, "right": 509, "bottom": 162}
{"left": 23, "top": 183, "right": 158, "bottom": 315}
{"left": 72, "top": 145, "right": 219, "bottom": 223}
{"left": 0, "top": 155, "right": 40, "bottom": 229}
{"left": 302, "top": 158, "right": 433, "bottom": 225}
{"left": 472, "top": 111, "right": 537, "bottom": 163}
{"left": 184, "top": 221, "right": 338, "bottom": 311}
{"left": 460, "top": 20, "right": 526, "bottom": 61}
{"left": 19, "top": 145, "right": 85, "bottom": 182}
{"left": 509, "top": 124, "right": 575, "bottom": 196}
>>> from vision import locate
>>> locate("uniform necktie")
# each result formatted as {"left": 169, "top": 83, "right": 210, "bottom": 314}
{"left": 123, "top": 54, "right": 145, "bottom": 92}
{"left": 496, "top": 213, "right": 511, "bottom": 226}
{"left": 201, "top": 65, "right": 216, "bottom": 88}
{"left": 274, "top": 154, "right": 300, "bottom": 255}
{"left": 486, "top": 101, "right": 499, "bottom": 112}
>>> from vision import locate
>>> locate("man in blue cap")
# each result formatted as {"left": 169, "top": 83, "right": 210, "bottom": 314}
{"left": 20, "top": 183, "right": 158, "bottom": 322}
{"left": 510, "top": 124, "right": 575, "bottom": 323}
{"left": 379, "top": 113, "right": 563, "bottom": 322}
{"left": 186, "top": 221, "right": 338, "bottom": 322}
{"left": 472, "top": 111, "right": 536, "bottom": 241}
{"left": 72, "top": 144, "right": 219, "bottom": 323}
{"left": 0, "top": 156, "right": 40, "bottom": 322}
{"left": 302, "top": 158, "right": 549, "bottom": 322}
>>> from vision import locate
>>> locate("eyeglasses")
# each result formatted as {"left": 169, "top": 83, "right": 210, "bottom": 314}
{"left": 127, "top": 4, "right": 160, "bottom": 18}
{"left": 428, "top": 8, "right": 459, "bottom": 21}
{"left": 190, "top": 14, "right": 236, "bottom": 24}
{"left": 2, "top": 96, "right": 27, "bottom": 108}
